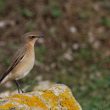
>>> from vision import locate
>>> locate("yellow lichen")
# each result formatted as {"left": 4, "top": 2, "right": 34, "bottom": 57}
{"left": 42, "top": 90, "right": 58, "bottom": 108}
{"left": 0, "top": 103, "right": 14, "bottom": 110}
{"left": 59, "top": 88, "right": 81, "bottom": 110}
{"left": 10, "top": 94, "right": 48, "bottom": 109}
{"left": 0, "top": 84, "right": 82, "bottom": 110}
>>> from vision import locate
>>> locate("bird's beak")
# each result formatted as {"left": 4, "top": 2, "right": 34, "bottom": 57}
{"left": 35, "top": 33, "right": 44, "bottom": 45}
{"left": 38, "top": 33, "right": 44, "bottom": 38}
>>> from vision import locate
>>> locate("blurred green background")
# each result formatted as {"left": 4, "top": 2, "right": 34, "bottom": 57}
{"left": 0, "top": 0, "right": 110, "bottom": 109}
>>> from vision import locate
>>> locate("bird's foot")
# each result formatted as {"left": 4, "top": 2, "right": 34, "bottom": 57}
{"left": 18, "top": 89, "right": 25, "bottom": 94}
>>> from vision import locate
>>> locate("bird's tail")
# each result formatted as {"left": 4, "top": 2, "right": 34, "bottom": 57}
{"left": 0, "top": 77, "right": 7, "bottom": 85}
{"left": 0, "top": 73, "right": 8, "bottom": 85}
{"left": 0, "top": 77, "right": 4, "bottom": 85}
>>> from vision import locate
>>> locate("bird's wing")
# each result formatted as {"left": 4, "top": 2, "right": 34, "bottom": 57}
{"left": 0, "top": 46, "right": 26, "bottom": 83}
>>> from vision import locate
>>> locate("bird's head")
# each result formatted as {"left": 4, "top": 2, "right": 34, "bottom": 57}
{"left": 23, "top": 32, "right": 44, "bottom": 45}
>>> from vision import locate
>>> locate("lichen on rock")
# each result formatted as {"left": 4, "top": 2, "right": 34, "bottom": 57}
{"left": 0, "top": 84, "right": 82, "bottom": 110}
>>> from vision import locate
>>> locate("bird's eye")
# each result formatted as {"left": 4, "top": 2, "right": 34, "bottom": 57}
{"left": 30, "top": 36, "right": 36, "bottom": 39}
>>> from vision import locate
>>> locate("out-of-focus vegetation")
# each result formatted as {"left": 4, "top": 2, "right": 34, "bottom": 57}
{"left": 0, "top": 0, "right": 110, "bottom": 109}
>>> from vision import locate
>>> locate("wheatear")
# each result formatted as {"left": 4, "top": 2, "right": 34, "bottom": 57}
{"left": 0, "top": 32, "right": 44, "bottom": 93}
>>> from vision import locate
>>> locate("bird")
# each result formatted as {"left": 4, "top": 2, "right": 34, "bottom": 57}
{"left": 0, "top": 32, "right": 44, "bottom": 93}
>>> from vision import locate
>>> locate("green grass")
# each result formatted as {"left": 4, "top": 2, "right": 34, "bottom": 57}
{"left": 35, "top": 45, "right": 46, "bottom": 63}
{"left": 26, "top": 20, "right": 36, "bottom": 31}
{"left": 49, "top": 0, "right": 62, "bottom": 18}
{"left": 0, "top": 0, "right": 6, "bottom": 14}
{"left": 52, "top": 47, "right": 110, "bottom": 110}
{"left": 77, "top": 76, "right": 110, "bottom": 110}
{"left": 17, "top": 7, "right": 34, "bottom": 18}
{"left": 100, "top": 16, "right": 110, "bottom": 28}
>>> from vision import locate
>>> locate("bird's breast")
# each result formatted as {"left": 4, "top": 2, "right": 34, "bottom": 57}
{"left": 12, "top": 48, "right": 35, "bottom": 80}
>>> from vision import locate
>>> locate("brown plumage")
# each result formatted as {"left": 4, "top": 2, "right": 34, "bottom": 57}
{"left": 0, "top": 32, "right": 44, "bottom": 93}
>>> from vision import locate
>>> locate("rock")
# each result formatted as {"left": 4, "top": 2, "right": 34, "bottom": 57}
{"left": 0, "top": 84, "right": 82, "bottom": 110}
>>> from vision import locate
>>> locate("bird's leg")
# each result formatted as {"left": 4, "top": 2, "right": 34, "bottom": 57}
{"left": 14, "top": 80, "right": 20, "bottom": 93}
{"left": 14, "top": 80, "right": 24, "bottom": 93}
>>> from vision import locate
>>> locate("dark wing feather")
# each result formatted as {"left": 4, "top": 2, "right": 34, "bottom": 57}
{"left": 0, "top": 46, "right": 26, "bottom": 83}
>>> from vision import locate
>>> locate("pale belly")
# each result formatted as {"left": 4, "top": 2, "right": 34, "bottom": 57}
{"left": 1, "top": 58, "right": 35, "bottom": 84}
{"left": 13, "top": 63, "right": 34, "bottom": 80}
{"left": 10, "top": 53, "right": 35, "bottom": 80}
